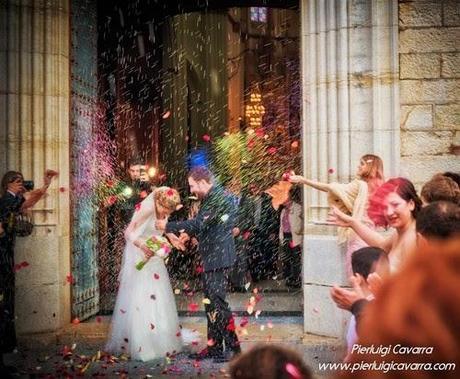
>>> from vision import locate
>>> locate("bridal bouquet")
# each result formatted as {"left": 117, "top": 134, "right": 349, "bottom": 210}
{"left": 135, "top": 235, "right": 172, "bottom": 270}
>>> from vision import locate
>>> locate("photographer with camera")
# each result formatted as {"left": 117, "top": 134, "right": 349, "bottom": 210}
{"left": 0, "top": 169, "right": 58, "bottom": 375}
{"left": 118, "top": 158, "right": 153, "bottom": 225}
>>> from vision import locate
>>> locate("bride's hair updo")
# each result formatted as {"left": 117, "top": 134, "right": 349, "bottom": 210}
{"left": 154, "top": 186, "right": 181, "bottom": 212}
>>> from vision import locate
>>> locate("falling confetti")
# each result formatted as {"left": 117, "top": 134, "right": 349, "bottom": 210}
{"left": 13, "top": 261, "right": 30, "bottom": 272}
{"left": 285, "top": 362, "right": 303, "bottom": 379}
{"left": 66, "top": 274, "right": 75, "bottom": 284}
{"left": 188, "top": 302, "right": 199, "bottom": 312}
{"left": 207, "top": 339, "right": 215, "bottom": 346}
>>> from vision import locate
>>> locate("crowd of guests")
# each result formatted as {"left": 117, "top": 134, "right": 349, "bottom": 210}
{"left": 1, "top": 155, "right": 459, "bottom": 378}
{"left": 228, "top": 166, "right": 459, "bottom": 379}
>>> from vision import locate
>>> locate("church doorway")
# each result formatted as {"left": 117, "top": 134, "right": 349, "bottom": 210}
{"left": 70, "top": 0, "right": 302, "bottom": 322}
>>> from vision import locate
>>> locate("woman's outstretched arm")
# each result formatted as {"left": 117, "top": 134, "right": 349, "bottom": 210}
{"left": 289, "top": 174, "right": 330, "bottom": 192}
{"left": 328, "top": 207, "right": 392, "bottom": 252}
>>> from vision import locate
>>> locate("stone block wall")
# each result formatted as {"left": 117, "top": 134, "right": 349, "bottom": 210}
{"left": 399, "top": 0, "right": 460, "bottom": 186}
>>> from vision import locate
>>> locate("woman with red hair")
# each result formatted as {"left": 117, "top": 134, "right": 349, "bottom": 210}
{"left": 329, "top": 178, "right": 422, "bottom": 273}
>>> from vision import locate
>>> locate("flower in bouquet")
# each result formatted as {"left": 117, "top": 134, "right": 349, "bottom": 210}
{"left": 135, "top": 235, "right": 172, "bottom": 270}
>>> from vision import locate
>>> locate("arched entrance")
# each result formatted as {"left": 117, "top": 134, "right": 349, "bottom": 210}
{"left": 70, "top": 0, "right": 303, "bottom": 321}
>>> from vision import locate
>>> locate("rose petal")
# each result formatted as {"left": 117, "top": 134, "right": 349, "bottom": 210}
{"left": 66, "top": 274, "right": 75, "bottom": 284}
{"left": 285, "top": 363, "right": 302, "bottom": 379}
{"left": 188, "top": 303, "right": 199, "bottom": 312}
{"left": 207, "top": 338, "right": 215, "bottom": 346}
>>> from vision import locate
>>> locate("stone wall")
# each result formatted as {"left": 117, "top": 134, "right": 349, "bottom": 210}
{"left": 0, "top": 0, "right": 71, "bottom": 334}
{"left": 399, "top": 0, "right": 460, "bottom": 186}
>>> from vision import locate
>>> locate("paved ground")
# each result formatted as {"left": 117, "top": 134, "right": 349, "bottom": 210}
{"left": 5, "top": 316, "right": 343, "bottom": 378}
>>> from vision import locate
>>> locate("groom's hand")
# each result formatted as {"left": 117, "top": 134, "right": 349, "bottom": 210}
{"left": 155, "top": 219, "right": 167, "bottom": 231}
{"left": 166, "top": 233, "right": 186, "bottom": 251}
{"left": 179, "top": 232, "right": 190, "bottom": 244}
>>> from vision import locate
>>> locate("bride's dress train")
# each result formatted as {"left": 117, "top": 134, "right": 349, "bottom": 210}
{"left": 105, "top": 191, "right": 198, "bottom": 361}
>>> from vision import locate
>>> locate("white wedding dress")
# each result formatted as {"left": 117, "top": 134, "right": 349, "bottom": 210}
{"left": 105, "top": 191, "right": 196, "bottom": 361}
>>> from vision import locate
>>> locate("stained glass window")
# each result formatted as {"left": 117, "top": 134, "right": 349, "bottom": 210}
{"left": 250, "top": 7, "right": 267, "bottom": 23}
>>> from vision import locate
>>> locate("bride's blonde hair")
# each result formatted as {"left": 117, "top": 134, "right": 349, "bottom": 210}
{"left": 154, "top": 186, "right": 181, "bottom": 212}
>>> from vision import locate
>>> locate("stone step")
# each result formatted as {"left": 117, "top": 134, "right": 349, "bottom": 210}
{"left": 16, "top": 316, "right": 342, "bottom": 378}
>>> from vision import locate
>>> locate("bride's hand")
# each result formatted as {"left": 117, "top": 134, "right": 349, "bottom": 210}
{"left": 135, "top": 239, "right": 153, "bottom": 259}
{"left": 140, "top": 244, "right": 153, "bottom": 259}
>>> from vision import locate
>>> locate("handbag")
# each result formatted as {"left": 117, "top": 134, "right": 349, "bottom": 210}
{"left": 13, "top": 213, "right": 34, "bottom": 237}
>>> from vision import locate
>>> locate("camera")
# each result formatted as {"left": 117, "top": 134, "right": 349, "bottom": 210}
{"left": 23, "top": 180, "right": 34, "bottom": 191}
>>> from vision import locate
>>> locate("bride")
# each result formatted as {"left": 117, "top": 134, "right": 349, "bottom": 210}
{"left": 105, "top": 186, "right": 194, "bottom": 361}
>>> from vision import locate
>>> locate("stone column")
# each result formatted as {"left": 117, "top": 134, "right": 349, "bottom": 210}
{"left": 300, "top": 0, "right": 399, "bottom": 337}
{"left": 0, "top": 0, "right": 70, "bottom": 334}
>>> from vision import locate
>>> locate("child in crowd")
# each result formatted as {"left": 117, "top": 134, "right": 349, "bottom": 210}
{"left": 345, "top": 247, "right": 389, "bottom": 360}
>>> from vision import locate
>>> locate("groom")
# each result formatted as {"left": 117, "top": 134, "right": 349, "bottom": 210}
{"left": 155, "top": 166, "right": 241, "bottom": 362}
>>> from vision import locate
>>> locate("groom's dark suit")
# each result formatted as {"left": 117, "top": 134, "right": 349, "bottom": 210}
{"left": 165, "top": 184, "right": 240, "bottom": 357}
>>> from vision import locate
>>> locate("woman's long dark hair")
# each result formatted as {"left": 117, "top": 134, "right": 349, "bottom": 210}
{"left": 1, "top": 171, "right": 23, "bottom": 197}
